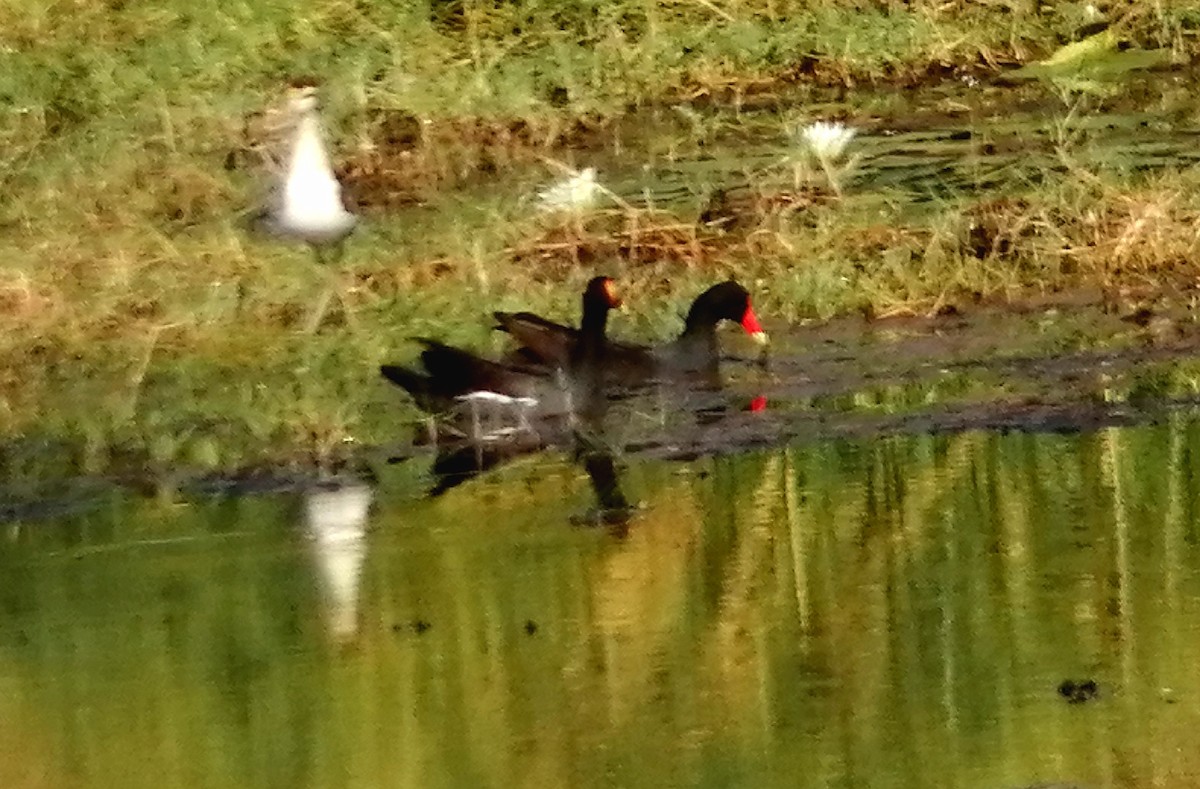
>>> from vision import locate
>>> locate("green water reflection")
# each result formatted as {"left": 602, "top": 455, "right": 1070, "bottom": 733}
{"left": 5, "top": 417, "right": 1200, "bottom": 789}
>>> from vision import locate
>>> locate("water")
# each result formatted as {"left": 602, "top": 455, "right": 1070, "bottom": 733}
{"left": 6, "top": 415, "right": 1200, "bottom": 788}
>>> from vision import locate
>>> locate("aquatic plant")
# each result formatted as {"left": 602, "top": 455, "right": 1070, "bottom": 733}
{"left": 792, "top": 120, "right": 859, "bottom": 197}
{"left": 800, "top": 121, "right": 858, "bottom": 163}
{"left": 537, "top": 167, "right": 603, "bottom": 215}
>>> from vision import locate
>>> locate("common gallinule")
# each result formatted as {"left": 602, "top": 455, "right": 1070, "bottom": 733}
{"left": 380, "top": 276, "right": 622, "bottom": 425}
{"left": 494, "top": 279, "right": 766, "bottom": 389}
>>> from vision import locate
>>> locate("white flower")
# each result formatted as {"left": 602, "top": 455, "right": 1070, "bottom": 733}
{"left": 537, "top": 167, "right": 602, "bottom": 213}
{"left": 788, "top": 120, "right": 860, "bottom": 197}
{"left": 798, "top": 121, "right": 857, "bottom": 162}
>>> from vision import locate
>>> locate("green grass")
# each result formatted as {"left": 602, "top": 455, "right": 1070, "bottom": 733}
{"left": 0, "top": 1, "right": 1198, "bottom": 487}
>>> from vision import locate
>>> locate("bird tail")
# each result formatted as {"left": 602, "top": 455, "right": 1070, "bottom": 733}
{"left": 380, "top": 364, "right": 446, "bottom": 414}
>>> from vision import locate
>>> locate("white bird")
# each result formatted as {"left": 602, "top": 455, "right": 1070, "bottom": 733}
{"left": 257, "top": 84, "right": 357, "bottom": 265}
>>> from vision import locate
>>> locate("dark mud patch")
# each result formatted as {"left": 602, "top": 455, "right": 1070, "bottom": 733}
{"left": 615, "top": 291, "right": 1200, "bottom": 460}
{"left": 340, "top": 113, "right": 618, "bottom": 210}
{"left": 0, "top": 460, "right": 381, "bottom": 525}
{"left": 626, "top": 393, "right": 1183, "bottom": 464}
{"left": 766, "top": 284, "right": 1200, "bottom": 387}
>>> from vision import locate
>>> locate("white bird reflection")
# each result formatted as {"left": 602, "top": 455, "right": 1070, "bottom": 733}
{"left": 304, "top": 482, "right": 373, "bottom": 643}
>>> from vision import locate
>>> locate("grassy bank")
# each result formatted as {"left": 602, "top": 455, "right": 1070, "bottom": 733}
{"left": 1, "top": 1, "right": 1199, "bottom": 487}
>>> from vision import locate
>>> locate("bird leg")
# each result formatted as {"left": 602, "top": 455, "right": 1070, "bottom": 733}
{"left": 556, "top": 368, "right": 577, "bottom": 430}
{"left": 303, "top": 285, "right": 335, "bottom": 334}
{"left": 303, "top": 244, "right": 357, "bottom": 334}
{"left": 515, "top": 401, "right": 533, "bottom": 435}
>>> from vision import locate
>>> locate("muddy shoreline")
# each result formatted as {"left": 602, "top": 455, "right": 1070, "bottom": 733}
{"left": 6, "top": 290, "right": 1200, "bottom": 520}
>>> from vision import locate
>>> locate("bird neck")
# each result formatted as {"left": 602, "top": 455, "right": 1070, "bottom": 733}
{"left": 573, "top": 302, "right": 609, "bottom": 367}
{"left": 579, "top": 303, "right": 609, "bottom": 341}
{"left": 680, "top": 309, "right": 720, "bottom": 349}
{"left": 290, "top": 113, "right": 333, "bottom": 176}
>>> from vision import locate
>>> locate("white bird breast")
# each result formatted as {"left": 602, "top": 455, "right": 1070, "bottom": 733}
{"left": 280, "top": 115, "right": 354, "bottom": 235}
